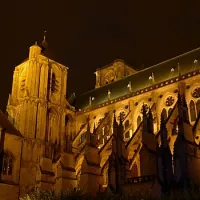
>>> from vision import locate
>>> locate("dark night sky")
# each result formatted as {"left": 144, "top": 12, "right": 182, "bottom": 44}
{"left": 2, "top": 0, "right": 200, "bottom": 111}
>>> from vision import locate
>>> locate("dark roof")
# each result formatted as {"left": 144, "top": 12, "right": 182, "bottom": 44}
{"left": 76, "top": 47, "right": 200, "bottom": 110}
{"left": 0, "top": 110, "right": 23, "bottom": 137}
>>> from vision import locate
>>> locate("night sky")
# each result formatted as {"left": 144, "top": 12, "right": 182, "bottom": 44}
{"left": 2, "top": 0, "right": 200, "bottom": 111}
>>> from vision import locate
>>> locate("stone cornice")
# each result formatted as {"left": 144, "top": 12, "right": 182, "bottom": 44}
{"left": 77, "top": 69, "right": 200, "bottom": 115}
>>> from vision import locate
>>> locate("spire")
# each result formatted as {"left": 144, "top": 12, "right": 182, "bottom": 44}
{"left": 41, "top": 30, "right": 48, "bottom": 52}
{"left": 112, "top": 110, "right": 118, "bottom": 138}
{"left": 160, "top": 111, "right": 165, "bottom": 129}
{"left": 148, "top": 107, "right": 153, "bottom": 119}
{"left": 142, "top": 104, "right": 148, "bottom": 133}
{"left": 113, "top": 110, "right": 118, "bottom": 127}
{"left": 177, "top": 86, "right": 189, "bottom": 123}
{"left": 92, "top": 123, "right": 97, "bottom": 146}
{"left": 177, "top": 90, "right": 182, "bottom": 106}
{"left": 86, "top": 116, "right": 91, "bottom": 144}
{"left": 148, "top": 107, "right": 154, "bottom": 134}
{"left": 160, "top": 112, "right": 168, "bottom": 148}
{"left": 119, "top": 112, "right": 123, "bottom": 127}
{"left": 142, "top": 103, "right": 147, "bottom": 118}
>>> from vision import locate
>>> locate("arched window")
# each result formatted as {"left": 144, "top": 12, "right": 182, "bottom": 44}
{"left": 196, "top": 100, "right": 200, "bottom": 116}
{"left": 137, "top": 116, "right": 142, "bottom": 128}
{"left": 132, "top": 162, "right": 138, "bottom": 177}
{"left": 2, "top": 152, "right": 13, "bottom": 175}
{"left": 51, "top": 73, "right": 56, "bottom": 92}
{"left": 190, "top": 100, "right": 196, "bottom": 122}
{"left": 161, "top": 108, "right": 167, "bottom": 121}
{"left": 125, "top": 131, "right": 130, "bottom": 139}
{"left": 124, "top": 120, "right": 129, "bottom": 130}
{"left": 65, "top": 115, "right": 69, "bottom": 126}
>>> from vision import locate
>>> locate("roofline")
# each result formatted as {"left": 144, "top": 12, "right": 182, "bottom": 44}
{"left": 147, "top": 47, "right": 200, "bottom": 69}
{"left": 16, "top": 55, "right": 69, "bottom": 70}
{"left": 80, "top": 47, "right": 200, "bottom": 96}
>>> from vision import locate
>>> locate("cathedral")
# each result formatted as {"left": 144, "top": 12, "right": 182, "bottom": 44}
{"left": 1, "top": 36, "right": 200, "bottom": 199}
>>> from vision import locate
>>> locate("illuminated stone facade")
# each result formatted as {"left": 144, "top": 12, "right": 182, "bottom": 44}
{"left": 1, "top": 40, "right": 200, "bottom": 199}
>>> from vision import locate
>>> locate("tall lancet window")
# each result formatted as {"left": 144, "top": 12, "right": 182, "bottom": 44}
{"left": 51, "top": 73, "right": 56, "bottom": 92}
{"left": 190, "top": 100, "right": 196, "bottom": 122}
{"left": 137, "top": 116, "right": 142, "bottom": 128}
{"left": 161, "top": 108, "right": 167, "bottom": 121}
{"left": 65, "top": 115, "right": 69, "bottom": 126}
{"left": 196, "top": 100, "right": 200, "bottom": 116}
{"left": 124, "top": 120, "right": 129, "bottom": 130}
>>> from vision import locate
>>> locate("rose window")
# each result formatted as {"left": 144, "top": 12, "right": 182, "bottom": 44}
{"left": 192, "top": 87, "right": 200, "bottom": 98}
{"left": 165, "top": 96, "right": 175, "bottom": 107}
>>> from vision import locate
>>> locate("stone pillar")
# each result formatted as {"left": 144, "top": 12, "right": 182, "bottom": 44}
{"left": 79, "top": 146, "right": 102, "bottom": 196}
{"left": 95, "top": 70, "right": 101, "bottom": 88}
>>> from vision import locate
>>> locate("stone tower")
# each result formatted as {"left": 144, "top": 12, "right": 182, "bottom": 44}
{"left": 7, "top": 38, "right": 69, "bottom": 142}
{"left": 6, "top": 36, "right": 76, "bottom": 196}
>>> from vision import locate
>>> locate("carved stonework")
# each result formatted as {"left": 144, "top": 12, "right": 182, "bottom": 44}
{"left": 165, "top": 96, "right": 175, "bottom": 107}
{"left": 104, "top": 69, "right": 115, "bottom": 84}
{"left": 192, "top": 87, "right": 200, "bottom": 98}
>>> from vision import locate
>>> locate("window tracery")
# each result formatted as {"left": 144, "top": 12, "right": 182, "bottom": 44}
{"left": 192, "top": 87, "right": 200, "bottom": 98}
{"left": 165, "top": 96, "right": 175, "bottom": 107}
